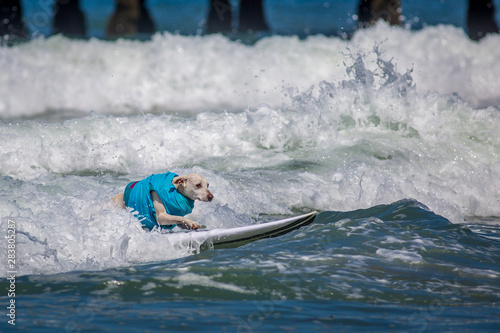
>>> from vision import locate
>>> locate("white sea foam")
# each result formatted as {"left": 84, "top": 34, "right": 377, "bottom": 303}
{"left": 173, "top": 272, "right": 257, "bottom": 294}
{"left": 1, "top": 23, "right": 499, "bottom": 118}
{"left": 453, "top": 267, "right": 499, "bottom": 279}
{"left": 376, "top": 248, "right": 423, "bottom": 264}
{"left": 1, "top": 23, "right": 499, "bottom": 276}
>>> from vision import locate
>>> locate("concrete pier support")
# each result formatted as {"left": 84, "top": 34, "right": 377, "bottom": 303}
{"left": 238, "top": 0, "right": 269, "bottom": 33}
{"left": 467, "top": 0, "right": 499, "bottom": 40}
{"left": 0, "top": 0, "right": 27, "bottom": 45}
{"left": 107, "top": 0, "right": 155, "bottom": 38}
{"left": 53, "top": 0, "right": 87, "bottom": 38}
{"left": 207, "top": 0, "right": 232, "bottom": 33}
{"left": 358, "top": 0, "right": 401, "bottom": 28}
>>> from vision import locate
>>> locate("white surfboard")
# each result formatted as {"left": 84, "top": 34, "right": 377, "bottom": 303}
{"left": 168, "top": 211, "right": 317, "bottom": 250}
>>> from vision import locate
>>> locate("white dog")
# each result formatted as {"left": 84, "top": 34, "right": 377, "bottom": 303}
{"left": 112, "top": 172, "right": 213, "bottom": 231}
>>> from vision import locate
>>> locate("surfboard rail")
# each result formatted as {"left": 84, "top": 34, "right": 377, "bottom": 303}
{"left": 168, "top": 211, "right": 318, "bottom": 250}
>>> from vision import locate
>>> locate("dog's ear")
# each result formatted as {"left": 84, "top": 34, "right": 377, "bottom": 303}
{"left": 173, "top": 176, "right": 186, "bottom": 186}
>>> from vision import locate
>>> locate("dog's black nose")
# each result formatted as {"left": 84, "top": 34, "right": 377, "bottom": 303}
{"left": 207, "top": 193, "right": 214, "bottom": 202}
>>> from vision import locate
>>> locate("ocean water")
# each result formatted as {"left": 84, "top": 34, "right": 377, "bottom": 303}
{"left": 17, "top": 0, "right": 500, "bottom": 37}
{"left": 1, "top": 1, "right": 500, "bottom": 332}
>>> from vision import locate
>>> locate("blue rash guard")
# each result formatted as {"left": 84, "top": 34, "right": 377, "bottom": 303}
{"left": 124, "top": 172, "right": 194, "bottom": 230}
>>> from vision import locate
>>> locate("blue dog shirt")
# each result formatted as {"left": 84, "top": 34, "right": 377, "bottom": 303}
{"left": 124, "top": 172, "right": 194, "bottom": 230}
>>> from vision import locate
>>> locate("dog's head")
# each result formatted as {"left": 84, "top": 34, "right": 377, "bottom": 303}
{"left": 173, "top": 174, "right": 214, "bottom": 202}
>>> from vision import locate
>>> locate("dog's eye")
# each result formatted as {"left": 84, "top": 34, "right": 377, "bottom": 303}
{"left": 196, "top": 183, "right": 202, "bottom": 188}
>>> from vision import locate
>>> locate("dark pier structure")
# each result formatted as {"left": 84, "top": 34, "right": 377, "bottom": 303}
{"left": 0, "top": 0, "right": 28, "bottom": 45}
{"left": 53, "top": 0, "right": 87, "bottom": 38}
{"left": 1, "top": 0, "right": 499, "bottom": 45}
{"left": 467, "top": 0, "right": 499, "bottom": 40}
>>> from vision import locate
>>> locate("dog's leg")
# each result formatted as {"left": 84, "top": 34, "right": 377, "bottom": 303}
{"left": 151, "top": 191, "right": 200, "bottom": 230}
{"left": 111, "top": 192, "right": 126, "bottom": 209}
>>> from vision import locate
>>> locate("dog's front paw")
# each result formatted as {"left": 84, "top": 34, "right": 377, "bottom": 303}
{"left": 180, "top": 218, "right": 200, "bottom": 230}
